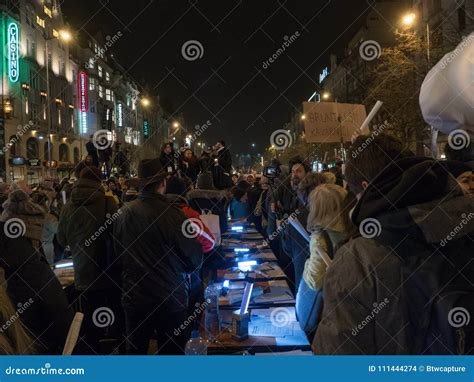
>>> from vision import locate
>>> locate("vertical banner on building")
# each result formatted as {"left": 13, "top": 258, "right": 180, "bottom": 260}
{"left": 77, "top": 71, "right": 88, "bottom": 134}
{"left": 143, "top": 119, "right": 149, "bottom": 139}
{"left": 7, "top": 20, "right": 19, "bottom": 83}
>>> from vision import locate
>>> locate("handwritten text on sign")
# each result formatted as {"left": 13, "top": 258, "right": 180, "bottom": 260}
{"left": 303, "top": 102, "right": 367, "bottom": 143}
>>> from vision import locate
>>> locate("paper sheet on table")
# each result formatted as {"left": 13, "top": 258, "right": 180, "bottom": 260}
{"left": 253, "top": 293, "right": 294, "bottom": 304}
{"left": 249, "top": 321, "right": 299, "bottom": 337}
{"left": 251, "top": 307, "right": 297, "bottom": 321}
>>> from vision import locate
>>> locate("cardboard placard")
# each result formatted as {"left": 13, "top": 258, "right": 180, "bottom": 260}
{"left": 303, "top": 102, "right": 367, "bottom": 143}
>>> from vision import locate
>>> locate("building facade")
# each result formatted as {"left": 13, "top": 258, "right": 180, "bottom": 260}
{"left": 0, "top": 0, "right": 167, "bottom": 184}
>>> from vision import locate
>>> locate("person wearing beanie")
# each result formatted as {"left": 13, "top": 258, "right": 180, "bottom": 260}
{"left": 441, "top": 161, "right": 474, "bottom": 196}
{"left": 113, "top": 159, "right": 202, "bottom": 355}
{"left": 58, "top": 162, "right": 120, "bottom": 354}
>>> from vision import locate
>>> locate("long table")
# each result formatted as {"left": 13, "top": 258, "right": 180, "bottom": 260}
{"left": 200, "top": 222, "right": 312, "bottom": 355}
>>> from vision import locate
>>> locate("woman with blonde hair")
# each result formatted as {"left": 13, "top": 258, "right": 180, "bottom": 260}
{"left": 296, "top": 183, "right": 355, "bottom": 334}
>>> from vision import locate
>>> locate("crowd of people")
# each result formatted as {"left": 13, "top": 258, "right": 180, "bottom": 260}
{"left": 0, "top": 134, "right": 472, "bottom": 355}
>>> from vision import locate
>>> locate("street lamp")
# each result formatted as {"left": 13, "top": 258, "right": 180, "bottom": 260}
{"left": 401, "top": 12, "right": 416, "bottom": 28}
{"left": 141, "top": 97, "right": 150, "bottom": 107}
{"left": 400, "top": 11, "right": 430, "bottom": 62}
{"left": 173, "top": 121, "right": 180, "bottom": 128}
{"left": 300, "top": 114, "right": 306, "bottom": 121}
{"left": 322, "top": 92, "right": 331, "bottom": 100}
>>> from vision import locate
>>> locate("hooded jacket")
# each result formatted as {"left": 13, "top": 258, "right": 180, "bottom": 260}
{"left": 113, "top": 191, "right": 203, "bottom": 311}
{"left": 57, "top": 179, "right": 118, "bottom": 291}
{"left": 313, "top": 158, "right": 474, "bottom": 355}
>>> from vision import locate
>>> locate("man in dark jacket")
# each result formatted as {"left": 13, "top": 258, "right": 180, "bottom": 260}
{"left": 114, "top": 158, "right": 203, "bottom": 355}
{"left": 313, "top": 134, "right": 474, "bottom": 355}
{"left": 58, "top": 166, "right": 120, "bottom": 354}
{"left": 211, "top": 140, "right": 232, "bottom": 189}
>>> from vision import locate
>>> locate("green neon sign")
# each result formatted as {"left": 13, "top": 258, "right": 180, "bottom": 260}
{"left": 7, "top": 21, "right": 19, "bottom": 83}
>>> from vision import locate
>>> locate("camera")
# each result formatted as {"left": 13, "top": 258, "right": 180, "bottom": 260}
{"left": 263, "top": 165, "right": 280, "bottom": 179}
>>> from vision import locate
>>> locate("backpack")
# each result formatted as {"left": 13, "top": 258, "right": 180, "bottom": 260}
{"left": 386, "top": 235, "right": 474, "bottom": 354}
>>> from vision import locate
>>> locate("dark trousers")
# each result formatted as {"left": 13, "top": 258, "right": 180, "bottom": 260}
{"left": 76, "top": 288, "right": 124, "bottom": 355}
{"left": 123, "top": 305, "right": 188, "bottom": 355}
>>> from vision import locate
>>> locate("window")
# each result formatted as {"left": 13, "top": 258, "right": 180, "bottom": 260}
{"left": 59, "top": 144, "right": 69, "bottom": 162}
{"left": 36, "top": 15, "right": 45, "bottom": 28}
{"left": 105, "top": 72, "right": 110, "bottom": 81}
{"left": 25, "top": 97, "right": 29, "bottom": 115}
{"left": 58, "top": 108, "right": 61, "bottom": 125}
{"left": 44, "top": 6, "right": 52, "bottom": 18}
{"left": 88, "top": 57, "right": 95, "bottom": 69}
{"left": 89, "top": 77, "right": 96, "bottom": 91}
{"left": 105, "top": 88, "right": 112, "bottom": 101}
{"left": 27, "top": 138, "right": 39, "bottom": 159}
{"left": 60, "top": 61, "right": 66, "bottom": 76}
{"left": 8, "top": 136, "right": 17, "bottom": 157}
{"left": 52, "top": 29, "right": 59, "bottom": 38}
{"left": 98, "top": 65, "right": 103, "bottom": 78}
{"left": 98, "top": 85, "right": 103, "bottom": 98}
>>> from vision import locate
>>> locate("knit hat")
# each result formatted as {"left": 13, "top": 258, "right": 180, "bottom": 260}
{"left": 165, "top": 176, "right": 187, "bottom": 196}
{"left": 79, "top": 166, "right": 102, "bottom": 183}
{"left": 441, "top": 160, "right": 473, "bottom": 179}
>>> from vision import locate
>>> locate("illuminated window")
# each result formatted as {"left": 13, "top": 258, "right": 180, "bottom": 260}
{"left": 36, "top": 16, "right": 45, "bottom": 28}
{"left": 105, "top": 72, "right": 110, "bottom": 81}
{"left": 88, "top": 57, "right": 94, "bottom": 69}
{"left": 52, "top": 29, "right": 59, "bottom": 38}
{"left": 105, "top": 88, "right": 112, "bottom": 101}
{"left": 89, "top": 77, "right": 96, "bottom": 91}
{"left": 99, "top": 85, "right": 103, "bottom": 98}
{"left": 98, "top": 65, "right": 103, "bottom": 78}
{"left": 44, "top": 6, "right": 52, "bottom": 18}
{"left": 25, "top": 97, "right": 29, "bottom": 115}
{"left": 58, "top": 109, "right": 61, "bottom": 125}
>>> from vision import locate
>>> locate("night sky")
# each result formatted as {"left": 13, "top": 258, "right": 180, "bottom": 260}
{"left": 62, "top": 0, "right": 371, "bottom": 156}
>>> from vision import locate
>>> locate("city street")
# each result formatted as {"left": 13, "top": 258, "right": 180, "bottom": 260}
{"left": 0, "top": 0, "right": 473, "bottom": 378}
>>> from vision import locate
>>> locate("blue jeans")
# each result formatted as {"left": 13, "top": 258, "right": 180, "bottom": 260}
{"left": 296, "top": 277, "right": 323, "bottom": 334}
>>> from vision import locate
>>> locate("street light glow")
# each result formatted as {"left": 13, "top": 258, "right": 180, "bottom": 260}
{"left": 300, "top": 114, "right": 306, "bottom": 120}
{"left": 59, "top": 29, "right": 72, "bottom": 42}
{"left": 141, "top": 98, "right": 150, "bottom": 107}
{"left": 322, "top": 92, "right": 330, "bottom": 100}
{"left": 401, "top": 12, "right": 416, "bottom": 27}
{"left": 173, "top": 122, "right": 180, "bottom": 128}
